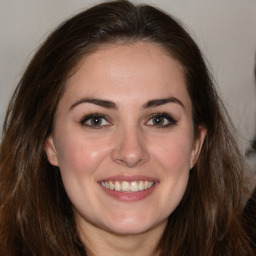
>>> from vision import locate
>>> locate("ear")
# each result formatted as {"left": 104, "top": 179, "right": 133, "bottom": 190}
{"left": 190, "top": 126, "right": 207, "bottom": 169}
{"left": 44, "top": 136, "right": 59, "bottom": 166}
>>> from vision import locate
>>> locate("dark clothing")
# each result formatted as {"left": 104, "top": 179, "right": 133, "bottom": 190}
{"left": 242, "top": 188, "right": 256, "bottom": 253}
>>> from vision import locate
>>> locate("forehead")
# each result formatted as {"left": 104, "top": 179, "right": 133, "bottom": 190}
{"left": 60, "top": 42, "right": 191, "bottom": 111}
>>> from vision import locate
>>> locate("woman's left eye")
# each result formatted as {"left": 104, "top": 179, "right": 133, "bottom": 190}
{"left": 80, "top": 114, "right": 110, "bottom": 128}
{"left": 146, "top": 113, "right": 177, "bottom": 127}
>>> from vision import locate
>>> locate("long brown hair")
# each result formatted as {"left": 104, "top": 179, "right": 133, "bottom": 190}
{"left": 0, "top": 1, "right": 252, "bottom": 255}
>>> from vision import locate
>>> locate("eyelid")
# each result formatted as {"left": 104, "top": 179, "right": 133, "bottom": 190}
{"left": 79, "top": 112, "right": 177, "bottom": 129}
{"left": 80, "top": 113, "right": 111, "bottom": 128}
{"left": 145, "top": 112, "right": 177, "bottom": 127}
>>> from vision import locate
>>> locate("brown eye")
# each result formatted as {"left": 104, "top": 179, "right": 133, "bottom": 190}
{"left": 147, "top": 113, "right": 177, "bottom": 128}
{"left": 90, "top": 116, "right": 103, "bottom": 126}
{"left": 152, "top": 115, "right": 165, "bottom": 126}
{"left": 80, "top": 114, "right": 110, "bottom": 128}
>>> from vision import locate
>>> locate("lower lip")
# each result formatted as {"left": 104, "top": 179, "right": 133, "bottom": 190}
{"left": 100, "top": 184, "right": 158, "bottom": 201}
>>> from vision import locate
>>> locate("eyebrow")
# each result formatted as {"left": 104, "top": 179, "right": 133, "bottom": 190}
{"left": 143, "top": 97, "right": 185, "bottom": 109}
{"left": 70, "top": 98, "right": 118, "bottom": 111}
{"left": 69, "top": 96, "right": 185, "bottom": 111}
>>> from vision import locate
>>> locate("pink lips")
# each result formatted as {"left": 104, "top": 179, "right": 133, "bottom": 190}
{"left": 98, "top": 175, "right": 159, "bottom": 201}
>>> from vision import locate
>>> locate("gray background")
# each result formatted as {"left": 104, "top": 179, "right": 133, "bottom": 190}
{"left": 1, "top": 0, "right": 256, "bottom": 156}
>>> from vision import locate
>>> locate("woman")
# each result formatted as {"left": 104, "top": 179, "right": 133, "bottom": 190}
{"left": 0, "top": 1, "right": 252, "bottom": 255}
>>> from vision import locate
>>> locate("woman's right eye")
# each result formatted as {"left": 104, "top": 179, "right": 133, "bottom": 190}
{"left": 80, "top": 114, "right": 110, "bottom": 128}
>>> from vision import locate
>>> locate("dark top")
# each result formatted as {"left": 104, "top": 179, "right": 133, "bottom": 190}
{"left": 242, "top": 187, "right": 256, "bottom": 253}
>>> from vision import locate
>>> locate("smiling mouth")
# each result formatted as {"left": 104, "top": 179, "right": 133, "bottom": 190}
{"left": 101, "top": 180, "right": 155, "bottom": 193}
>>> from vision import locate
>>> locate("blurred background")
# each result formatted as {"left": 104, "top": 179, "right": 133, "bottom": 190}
{"left": 0, "top": 0, "right": 256, "bottom": 158}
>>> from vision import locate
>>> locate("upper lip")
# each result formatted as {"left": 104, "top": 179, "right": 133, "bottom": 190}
{"left": 98, "top": 175, "right": 159, "bottom": 183}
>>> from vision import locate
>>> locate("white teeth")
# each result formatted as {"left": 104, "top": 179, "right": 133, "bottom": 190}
{"left": 109, "top": 181, "right": 115, "bottom": 190}
{"left": 138, "top": 181, "right": 144, "bottom": 191}
{"left": 130, "top": 181, "right": 138, "bottom": 192}
{"left": 101, "top": 180, "right": 155, "bottom": 192}
{"left": 121, "top": 181, "right": 129, "bottom": 192}
{"left": 114, "top": 181, "right": 121, "bottom": 191}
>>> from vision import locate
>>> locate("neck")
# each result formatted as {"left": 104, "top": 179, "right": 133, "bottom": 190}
{"left": 77, "top": 220, "right": 167, "bottom": 256}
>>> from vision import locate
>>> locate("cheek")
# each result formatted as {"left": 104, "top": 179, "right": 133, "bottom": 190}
{"left": 152, "top": 133, "right": 194, "bottom": 174}
{"left": 54, "top": 133, "right": 110, "bottom": 177}
{"left": 53, "top": 134, "right": 113, "bottom": 213}
{"left": 150, "top": 133, "right": 192, "bottom": 213}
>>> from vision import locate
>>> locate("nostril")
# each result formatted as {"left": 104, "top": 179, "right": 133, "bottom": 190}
{"left": 111, "top": 146, "right": 149, "bottom": 168}
{"left": 111, "top": 130, "right": 150, "bottom": 167}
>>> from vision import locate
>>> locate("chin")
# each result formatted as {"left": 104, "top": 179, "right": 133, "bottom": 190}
{"left": 103, "top": 214, "right": 166, "bottom": 235}
{"left": 106, "top": 224, "right": 151, "bottom": 235}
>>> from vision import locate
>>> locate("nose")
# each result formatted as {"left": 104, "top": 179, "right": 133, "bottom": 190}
{"left": 111, "top": 126, "right": 150, "bottom": 168}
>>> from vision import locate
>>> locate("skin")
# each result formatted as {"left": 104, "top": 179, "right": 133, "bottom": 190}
{"left": 45, "top": 42, "right": 206, "bottom": 256}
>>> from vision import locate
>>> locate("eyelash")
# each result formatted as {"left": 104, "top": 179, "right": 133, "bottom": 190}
{"left": 79, "top": 113, "right": 177, "bottom": 129}
{"left": 146, "top": 113, "right": 177, "bottom": 128}
{"left": 80, "top": 113, "right": 110, "bottom": 128}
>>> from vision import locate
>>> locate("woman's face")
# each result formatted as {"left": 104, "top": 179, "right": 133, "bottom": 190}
{"left": 45, "top": 42, "right": 206, "bottom": 236}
